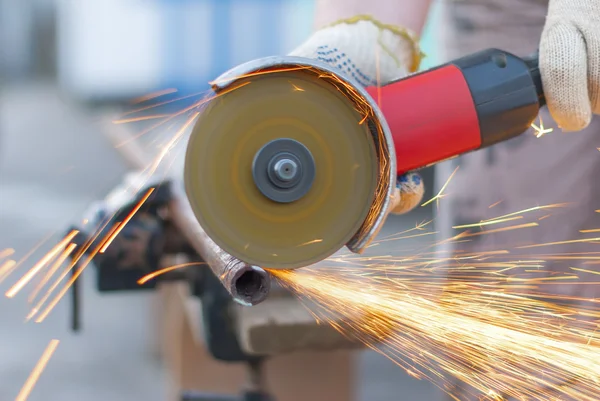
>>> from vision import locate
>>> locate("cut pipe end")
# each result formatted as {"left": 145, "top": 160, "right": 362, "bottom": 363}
{"left": 231, "top": 265, "right": 271, "bottom": 306}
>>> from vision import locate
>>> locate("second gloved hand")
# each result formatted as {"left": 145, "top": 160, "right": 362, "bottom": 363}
{"left": 540, "top": 0, "right": 600, "bottom": 131}
{"left": 289, "top": 15, "right": 425, "bottom": 215}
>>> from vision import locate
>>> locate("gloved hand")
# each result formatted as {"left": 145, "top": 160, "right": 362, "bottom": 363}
{"left": 540, "top": 0, "right": 600, "bottom": 131}
{"left": 289, "top": 16, "right": 426, "bottom": 215}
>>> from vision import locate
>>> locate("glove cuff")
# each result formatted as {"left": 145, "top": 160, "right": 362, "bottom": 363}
{"left": 289, "top": 15, "right": 423, "bottom": 86}
{"left": 389, "top": 172, "right": 425, "bottom": 215}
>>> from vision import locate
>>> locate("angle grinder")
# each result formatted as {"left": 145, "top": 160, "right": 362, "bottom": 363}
{"left": 184, "top": 48, "right": 545, "bottom": 270}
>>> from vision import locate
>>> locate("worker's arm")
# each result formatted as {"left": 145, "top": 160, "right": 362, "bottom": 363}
{"left": 313, "top": 0, "right": 433, "bottom": 36}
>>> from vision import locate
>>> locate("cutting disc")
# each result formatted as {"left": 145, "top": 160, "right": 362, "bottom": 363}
{"left": 184, "top": 69, "right": 378, "bottom": 269}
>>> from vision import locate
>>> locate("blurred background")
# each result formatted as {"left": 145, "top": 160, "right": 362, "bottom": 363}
{"left": 0, "top": 0, "right": 445, "bottom": 400}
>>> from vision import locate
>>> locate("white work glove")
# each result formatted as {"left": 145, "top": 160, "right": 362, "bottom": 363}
{"left": 540, "top": 0, "right": 600, "bottom": 131}
{"left": 289, "top": 16, "right": 425, "bottom": 215}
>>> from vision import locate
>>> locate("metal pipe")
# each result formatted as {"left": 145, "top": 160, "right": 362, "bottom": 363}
{"left": 169, "top": 188, "right": 271, "bottom": 306}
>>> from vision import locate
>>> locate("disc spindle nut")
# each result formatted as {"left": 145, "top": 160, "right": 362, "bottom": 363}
{"left": 252, "top": 138, "right": 316, "bottom": 203}
{"left": 273, "top": 158, "right": 298, "bottom": 182}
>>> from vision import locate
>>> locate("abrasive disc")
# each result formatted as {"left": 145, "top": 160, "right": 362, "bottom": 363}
{"left": 184, "top": 70, "right": 378, "bottom": 269}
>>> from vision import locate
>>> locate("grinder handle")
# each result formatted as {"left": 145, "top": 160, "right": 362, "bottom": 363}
{"left": 366, "top": 48, "right": 545, "bottom": 175}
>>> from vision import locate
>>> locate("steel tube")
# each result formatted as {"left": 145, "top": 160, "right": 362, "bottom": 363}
{"left": 169, "top": 186, "right": 271, "bottom": 306}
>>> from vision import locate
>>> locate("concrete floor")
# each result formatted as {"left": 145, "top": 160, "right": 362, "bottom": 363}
{"left": 0, "top": 81, "right": 443, "bottom": 401}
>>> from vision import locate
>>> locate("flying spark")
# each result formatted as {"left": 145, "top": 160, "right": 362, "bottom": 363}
{"left": 137, "top": 262, "right": 205, "bottom": 285}
{"left": 15, "top": 339, "right": 59, "bottom": 401}
{"left": 130, "top": 88, "right": 177, "bottom": 105}
{"left": 266, "top": 202, "right": 600, "bottom": 400}
{"left": 421, "top": 166, "right": 459, "bottom": 208}
{"left": 0, "top": 259, "right": 17, "bottom": 283}
{"left": 0, "top": 248, "right": 15, "bottom": 259}
{"left": 531, "top": 115, "right": 553, "bottom": 138}
{"left": 6, "top": 230, "right": 79, "bottom": 299}
{"left": 272, "top": 256, "right": 600, "bottom": 400}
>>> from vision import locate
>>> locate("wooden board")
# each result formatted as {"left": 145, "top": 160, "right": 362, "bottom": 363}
{"left": 101, "top": 111, "right": 357, "bottom": 401}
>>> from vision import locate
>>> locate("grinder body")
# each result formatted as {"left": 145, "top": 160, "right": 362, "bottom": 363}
{"left": 374, "top": 48, "right": 544, "bottom": 175}
{"left": 184, "top": 48, "right": 545, "bottom": 270}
